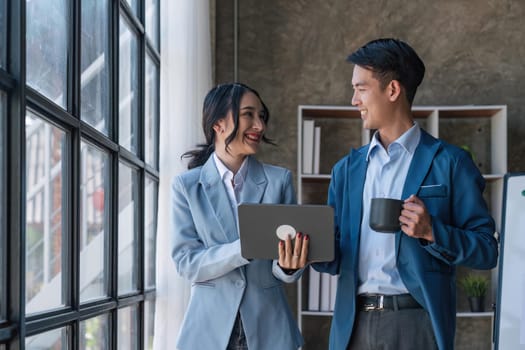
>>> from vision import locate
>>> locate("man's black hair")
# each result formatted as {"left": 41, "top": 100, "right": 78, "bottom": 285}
{"left": 347, "top": 38, "right": 425, "bottom": 105}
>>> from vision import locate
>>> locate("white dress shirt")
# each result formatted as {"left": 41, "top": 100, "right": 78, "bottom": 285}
{"left": 213, "top": 152, "right": 248, "bottom": 224}
{"left": 357, "top": 123, "right": 421, "bottom": 295}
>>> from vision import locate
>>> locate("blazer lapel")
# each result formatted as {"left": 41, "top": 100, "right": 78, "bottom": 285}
{"left": 396, "top": 130, "right": 441, "bottom": 252}
{"left": 401, "top": 130, "right": 441, "bottom": 199}
{"left": 199, "top": 157, "right": 239, "bottom": 242}
{"left": 349, "top": 147, "right": 368, "bottom": 266}
{"left": 239, "top": 156, "right": 267, "bottom": 204}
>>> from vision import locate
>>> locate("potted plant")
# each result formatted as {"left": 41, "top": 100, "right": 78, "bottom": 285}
{"left": 459, "top": 274, "right": 488, "bottom": 312}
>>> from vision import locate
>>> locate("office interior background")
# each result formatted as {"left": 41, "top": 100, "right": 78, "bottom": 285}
{"left": 1, "top": 0, "right": 524, "bottom": 349}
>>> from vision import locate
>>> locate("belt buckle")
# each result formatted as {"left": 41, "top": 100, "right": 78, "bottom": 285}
{"left": 363, "top": 295, "right": 384, "bottom": 311}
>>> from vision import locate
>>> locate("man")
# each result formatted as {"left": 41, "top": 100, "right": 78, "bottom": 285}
{"left": 313, "top": 38, "right": 498, "bottom": 350}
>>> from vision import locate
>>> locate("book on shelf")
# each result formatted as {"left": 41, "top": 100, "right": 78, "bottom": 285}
{"left": 308, "top": 270, "right": 338, "bottom": 312}
{"left": 302, "top": 120, "right": 322, "bottom": 175}
{"left": 303, "top": 120, "right": 315, "bottom": 174}
{"left": 320, "top": 272, "right": 331, "bottom": 311}
{"left": 313, "top": 126, "right": 321, "bottom": 174}
{"left": 302, "top": 119, "right": 315, "bottom": 174}
{"left": 329, "top": 274, "right": 338, "bottom": 311}
{"left": 308, "top": 266, "right": 320, "bottom": 311}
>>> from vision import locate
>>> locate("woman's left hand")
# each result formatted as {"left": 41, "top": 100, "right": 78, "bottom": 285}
{"left": 278, "top": 232, "right": 309, "bottom": 270}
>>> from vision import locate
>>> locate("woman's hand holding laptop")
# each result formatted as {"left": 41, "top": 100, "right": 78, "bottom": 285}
{"left": 278, "top": 232, "right": 309, "bottom": 273}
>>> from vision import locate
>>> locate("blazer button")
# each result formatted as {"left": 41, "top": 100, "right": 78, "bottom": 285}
{"left": 235, "top": 280, "right": 245, "bottom": 288}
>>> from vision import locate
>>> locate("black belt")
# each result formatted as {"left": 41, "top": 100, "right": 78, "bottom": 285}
{"left": 357, "top": 294, "right": 422, "bottom": 311}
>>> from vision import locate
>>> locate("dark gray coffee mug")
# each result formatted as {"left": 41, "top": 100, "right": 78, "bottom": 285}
{"left": 369, "top": 198, "right": 404, "bottom": 233}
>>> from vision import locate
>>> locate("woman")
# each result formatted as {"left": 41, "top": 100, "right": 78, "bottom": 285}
{"left": 171, "top": 83, "right": 308, "bottom": 350}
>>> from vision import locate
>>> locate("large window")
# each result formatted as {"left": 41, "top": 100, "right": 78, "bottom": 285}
{"left": 145, "top": 54, "right": 159, "bottom": 168}
{"left": 145, "top": 0, "right": 159, "bottom": 51}
{"left": 118, "top": 162, "right": 139, "bottom": 295}
{"left": 80, "top": 314, "right": 109, "bottom": 349}
{"left": 0, "top": 0, "right": 159, "bottom": 348}
{"left": 26, "top": 327, "right": 68, "bottom": 349}
{"left": 26, "top": 0, "right": 68, "bottom": 109}
{"left": 119, "top": 16, "right": 139, "bottom": 154}
{"left": 144, "top": 177, "right": 157, "bottom": 289}
{"left": 25, "top": 112, "right": 68, "bottom": 315}
{"left": 117, "top": 306, "right": 139, "bottom": 350}
{"left": 0, "top": 91, "right": 5, "bottom": 323}
{"left": 81, "top": 0, "right": 111, "bottom": 135}
{"left": 0, "top": 0, "right": 6, "bottom": 68}
{"left": 0, "top": 0, "right": 7, "bottom": 333}
{"left": 80, "top": 142, "right": 110, "bottom": 303}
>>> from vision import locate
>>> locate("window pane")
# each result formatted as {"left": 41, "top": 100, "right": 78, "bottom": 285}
{"left": 124, "top": 0, "right": 139, "bottom": 16}
{"left": 144, "top": 299, "right": 156, "bottom": 350}
{"left": 26, "top": 0, "right": 68, "bottom": 108}
{"left": 80, "top": 142, "right": 110, "bottom": 302}
{"left": 81, "top": 0, "right": 110, "bottom": 135}
{"left": 0, "top": 92, "right": 5, "bottom": 320}
{"left": 26, "top": 326, "right": 69, "bottom": 349}
{"left": 25, "top": 112, "right": 67, "bottom": 314}
{"left": 119, "top": 17, "right": 139, "bottom": 153}
{"left": 80, "top": 314, "right": 109, "bottom": 350}
{"left": 118, "top": 163, "right": 138, "bottom": 294}
{"left": 145, "top": 0, "right": 159, "bottom": 51}
{"left": 144, "top": 177, "right": 157, "bottom": 288}
{"left": 145, "top": 55, "right": 158, "bottom": 168}
{"left": 0, "top": 0, "right": 6, "bottom": 68}
{"left": 117, "top": 306, "right": 138, "bottom": 350}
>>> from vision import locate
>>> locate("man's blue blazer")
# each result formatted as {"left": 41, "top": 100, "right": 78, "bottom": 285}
{"left": 314, "top": 129, "right": 498, "bottom": 350}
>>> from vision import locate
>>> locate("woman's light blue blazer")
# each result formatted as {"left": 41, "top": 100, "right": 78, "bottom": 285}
{"left": 171, "top": 155, "right": 304, "bottom": 350}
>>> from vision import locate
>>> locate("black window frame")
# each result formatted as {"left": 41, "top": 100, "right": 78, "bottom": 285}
{"left": 0, "top": 0, "right": 160, "bottom": 348}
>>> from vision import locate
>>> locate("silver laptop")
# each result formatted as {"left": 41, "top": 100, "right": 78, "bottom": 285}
{"left": 237, "top": 203, "right": 334, "bottom": 261}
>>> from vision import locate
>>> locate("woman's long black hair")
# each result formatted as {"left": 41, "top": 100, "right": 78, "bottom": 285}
{"left": 182, "top": 83, "right": 274, "bottom": 169}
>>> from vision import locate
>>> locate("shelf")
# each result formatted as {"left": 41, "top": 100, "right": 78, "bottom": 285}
{"left": 302, "top": 173, "right": 504, "bottom": 181}
{"left": 435, "top": 106, "right": 506, "bottom": 118}
{"left": 301, "top": 311, "right": 334, "bottom": 317}
{"left": 483, "top": 174, "right": 505, "bottom": 181}
{"left": 301, "top": 311, "right": 493, "bottom": 318}
{"left": 300, "top": 105, "right": 361, "bottom": 119}
{"left": 456, "top": 311, "right": 493, "bottom": 318}
{"left": 300, "top": 174, "right": 331, "bottom": 181}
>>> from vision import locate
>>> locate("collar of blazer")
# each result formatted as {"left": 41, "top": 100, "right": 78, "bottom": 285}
{"left": 397, "top": 130, "right": 441, "bottom": 256}
{"left": 198, "top": 156, "right": 268, "bottom": 241}
{"left": 401, "top": 130, "right": 442, "bottom": 200}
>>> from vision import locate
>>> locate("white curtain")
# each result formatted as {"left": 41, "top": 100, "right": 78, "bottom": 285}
{"left": 153, "top": 0, "right": 212, "bottom": 349}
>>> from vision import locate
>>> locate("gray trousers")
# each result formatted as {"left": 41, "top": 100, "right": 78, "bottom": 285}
{"left": 347, "top": 308, "right": 438, "bottom": 350}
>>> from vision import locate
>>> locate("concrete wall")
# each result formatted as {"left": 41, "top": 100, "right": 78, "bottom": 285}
{"left": 215, "top": 1, "right": 524, "bottom": 349}
{"left": 216, "top": 0, "right": 524, "bottom": 172}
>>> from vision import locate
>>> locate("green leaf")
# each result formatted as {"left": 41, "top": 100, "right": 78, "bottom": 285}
{"left": 459, "top": 274, "right": 488, "bottom": 297}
